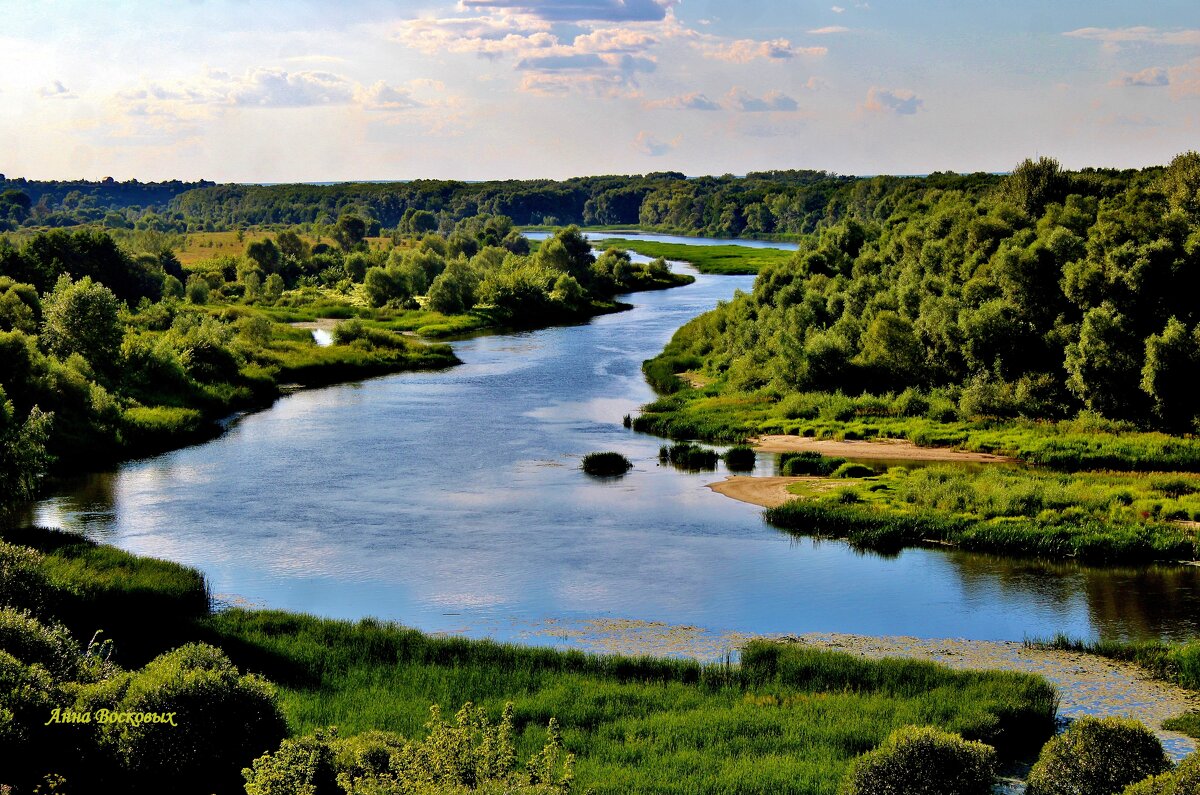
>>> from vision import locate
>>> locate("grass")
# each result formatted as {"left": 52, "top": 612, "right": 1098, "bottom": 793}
{"left": 633, "top": 386, "right": 1200, "bottom": 473}
{"left": 762, "top": 464, "right": 1200, "bottom": 561}
{"left": 594, "top": 238, "right": 793, "bottom": 274}
{"left": 659, "top": 442, "right": 720, "bottom": 471}
{"left": 0, "top": 526, "right": 1060, "bottom": 794}
{"left": 203, "top": 610, "right": 1057, "bottom": 795}
{"left": 581, "top": 452, "right": 633, "bottom": 477}
{"left": 1028, "top": 635, "right": 1200, "bottom": 740}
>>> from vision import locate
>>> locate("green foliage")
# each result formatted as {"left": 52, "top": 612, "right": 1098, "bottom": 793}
{"left": 76, "top": 642, "right": 288, "bottom": 794}
{"left": 831, "top": 462, "right": 874, "bottom": 478}
{"left": 41, "top": 275, "right": 123, "bottom": 373}
{"left": 779, "top": 451, "right": 846, "bottom": 476}
{"left": 244, "top": 730, "right": 341, "bottom": 795}
{"left": 0, "top": 607, "right": 80, "bottom": 679}
{"left": 1123, "top": 752, "right": 1200, "bottom": 795}
{"left": 580, "top": 452, "right": 632, "bottom": 477}
{"left": 0, "top": 540, "right": 55, "bottom": 616}
{"left": 839, "top": 725, "right": 996, "bottom": 795}
{"left": 723, "top": 445, "right": 757, "bottom": 471}
{"left": 658, "top": 442, "right": 719, "bottom": 470}
{"left": 1026, "top": 717, "right": 1170, "bottom": 795}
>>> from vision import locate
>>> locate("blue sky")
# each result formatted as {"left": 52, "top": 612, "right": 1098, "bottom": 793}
{"left": 2, "top": 0, "right": 1198, "bottom": 181}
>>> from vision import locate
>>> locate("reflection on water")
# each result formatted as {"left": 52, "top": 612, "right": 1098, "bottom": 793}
{"left": 28, "top": 262, "right": 1200, "bottom": 643}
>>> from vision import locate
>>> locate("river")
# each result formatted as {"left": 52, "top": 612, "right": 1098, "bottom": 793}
{"left": 27, "top": 235, "right": 1200, "bottom": 646}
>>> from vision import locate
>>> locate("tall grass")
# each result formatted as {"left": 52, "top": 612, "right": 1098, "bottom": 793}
{"left": 203, "top": 611, "right": 1057, "bottom": 794}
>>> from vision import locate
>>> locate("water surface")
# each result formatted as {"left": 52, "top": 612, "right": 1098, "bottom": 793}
{"left": 30, "top": 262, "right": 1200, "bottom": 644}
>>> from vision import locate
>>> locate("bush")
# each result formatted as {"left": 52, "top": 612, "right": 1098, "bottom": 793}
{"left": 840, "top": 725, "right": 996, "bottom": 795}
{"left": 0, "top": 607, "right": 80, "bottom": 679}
{"left": 1026, "top": 717, "right": 1170, "bottom": 795}
{"left": 0, "top": 540, "right": 54, "bottom": 616}
{"left": 0, "top": 649, "right": 63, "bottom": 789}
{"left": 1123, "top": 752, "right": 1200, "bottom": 795}
{"left": 243, "top": 730, "right": 341, "bottom": 795}
{"left": 832, "top": 462, "right": 875, "bottom": 478}
{"left": 79, "top": 642, "right": 288, "bottom": 794}
{"left": 581, "top": 452, "right": 633, "bottom": 477}
{"left": 723, "top": 445, "right": 757, "bottom": 472}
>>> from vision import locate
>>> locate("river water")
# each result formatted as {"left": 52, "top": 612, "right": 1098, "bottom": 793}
{"left": 28, "top": 236, "right": 1200, "bottom": 645}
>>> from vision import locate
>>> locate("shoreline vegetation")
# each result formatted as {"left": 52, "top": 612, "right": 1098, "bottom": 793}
{"left": 632, "top": 153, "right": 1200, "bottom": 565}
{"left": 0, "top": 219, "right": 691, "bottom": 508}
{"left": 0, "top": 525, "right": 1059, "bottom": 793}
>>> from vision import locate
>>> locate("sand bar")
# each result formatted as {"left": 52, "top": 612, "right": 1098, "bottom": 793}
{"left": 708, "top": 475, "right": 820, "bottom": 508}
{"left": 752, "top": 434, "right": 1016, "bottom": 463}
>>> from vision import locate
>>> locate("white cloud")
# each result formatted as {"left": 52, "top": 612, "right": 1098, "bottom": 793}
{"left": 725, "top": 87, "right": 799, "bottom": 112}
{"left": 862, "top": 86, "right": 923, "bottom": 115}
{"left": 38, "top": 80, "right": 77, "bottom": 100}
{"left": 1168, "top": 58, "right": 1200, "bottom": 98}
{"left": 1109, "top": 67, "right": 1169, "bottom": 88}
{"left": 699, "top": 38, "right": 825, "bottom": 63}
{"left": 632, "top": 130, "right": 679, "bottom": 156}
{"left": 807, "top": 26, "right": 849, "bottom": 34}
{"left": 1064, "top": 27, "right": 1200, "bottom": 50}
{"left": 643, "top": 91, "right": 720, "bottom": 110}
{"left": 459, "top": 0, "right": 678, "bottom": 23}
{"left": 831, "top": 5, "right": 845, "bottom": 12}
{"left": 228, "top": 69, "right": 356, "bottom": 107}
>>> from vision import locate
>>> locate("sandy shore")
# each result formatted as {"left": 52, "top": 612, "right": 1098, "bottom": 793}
{"left": 288, "top": 318, "right": 341, "bottom": 331}
{"left": 522, "top": 618, "right": 1198, "bottom": 760}
{"left": 752, "top": 435, "right": 1016, "bottom": 463}
{"left": 708, "top": 475, "right": 824, "bottom": 508}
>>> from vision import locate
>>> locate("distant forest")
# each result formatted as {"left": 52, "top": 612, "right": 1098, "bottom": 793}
{"left": 0, "top": 169, "right": 1033, "bottom": 238}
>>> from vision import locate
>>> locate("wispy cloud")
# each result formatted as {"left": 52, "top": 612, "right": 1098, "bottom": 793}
{"left": 726, "top": 86, "right": 799, "bottom": 112}
{"left": 632, "top": 130, "right": 679, "bottom": 156}
{"left": 1064, "top": 27, "right": 1200, "bottom": 51}
{"left": 460, "top": 0, "right": 678, "bottom": 23}
{"left": 807, "top": 26, "right": 849, "bottom": 34}
{"left": 831, "top": 5, "right": 845, "bottom": 12}
{"left": 38, "top": 80, "right": 77, "bottom": 100}
{"left": 642, "top": 91, "right": 720, "bottom": 110}
{"left": 699, "top": 38, "right": 825, "bottom": 62}
{"left": 862, "top": 86, "right": 923, "bottom": 115}
{"left": 1109, "top": 67, "right": 1169, "bottom": 87}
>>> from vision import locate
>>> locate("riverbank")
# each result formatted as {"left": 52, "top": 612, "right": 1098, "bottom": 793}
{"left": 516, "top": 618, "right": 1198, "bottom": 760}
{"left": 0, "top": 525, "right": 1057, "bottom": 793}
{"left": 752, "top": 434, "right": 1017, "bottom": 462}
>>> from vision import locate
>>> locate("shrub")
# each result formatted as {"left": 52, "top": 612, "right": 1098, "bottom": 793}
{"left": 1123, "top": 752, "right": 1200, "bottom": 795}
{"left": 1026, "top": 717, "right": 1170, "bottom": 795}
{"left": 80, "top": 642, "right": 288, "bottom": 794}
{"left": 832, "top": 462, "right": 875, "bottom": 478}
{"left": 0, "top": 649, "right": 63, "bottom": 789}
{"left": 581, "top": 452, "right": 633, "bottom": 477}
{"left": 840, "top": 725, "right": 996, "bottom": 795}
{"left": 243, "top": 730, "right": 341, "bottom": 795}
{"left": 0, "top": 540, "right": 54, "bottom": 616}
{"left": 0, "top": 607, "right": 80, "bottom": 679}
{"left": 722, "top": 446, "right": 756, "bottom": 471}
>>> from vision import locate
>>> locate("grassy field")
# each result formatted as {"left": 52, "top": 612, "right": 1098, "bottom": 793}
{"left": 1, "top": 526, "right": 1058, "bottom": 794}
{"left": 759, "top": 462, "right": 1199, "bottom": 563}
{"left": 594, "top": 238, "right": 793, "bottom": 274}
{"left": 632, "top": 388, "right": 1200, "bottom": 472}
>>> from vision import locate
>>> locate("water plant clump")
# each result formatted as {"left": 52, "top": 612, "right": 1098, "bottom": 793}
{"left": 722, "top": 445, "right": 757, "bottom": 472}
{"left": 581, "top": 451, "right": 633, "bottom": 477}
{"left": 779, "top": 451, "right": 847, "bottom": 476}
{"left": 658, "top": 443, "right": 719, "bottom": 471}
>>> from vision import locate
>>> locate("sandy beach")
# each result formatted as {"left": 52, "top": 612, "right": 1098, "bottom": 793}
{"left": 752, "top": 434, "right": 1016, "bottom": 462}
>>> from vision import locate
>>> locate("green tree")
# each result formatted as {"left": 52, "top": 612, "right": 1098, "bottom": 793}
{"left": 1159, "top": 150, "right": 1200, "bottom": 221}
{"left": 856, "top": 311, "right": 924, "bottom": 386}
{"left": 1064, "top": 304, "right": 1144, "bottom": 418}
{"left": 40, "top": 275, "right": 123, "bottom": 373}
{"left": 1005, "top": 156, "right": 1068, "bottom": 216}
{"left": 334, "top": 214, "right": 367, "bottom": 251}
{"left": 246, "top": 238, "right": 282, "bottom": 274}
{"left": 1141, "top": 317, "right": 1200, "bottom": 430}
{"left": 0, "top": 394, "right": 52, "bottom": 508}
{"left": 263, "top": 273, "right": 285, "bottom": 303}
{"left": 1026, "top": 717, "right": 1169, "bottom": 795}
{"left": 185, "top": 274, "right": 210, "bottom": 305}
{"left": 841, "top": 725, "right": 996, "bottom": 795}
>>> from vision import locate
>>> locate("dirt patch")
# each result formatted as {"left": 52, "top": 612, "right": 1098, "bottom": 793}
{"left": 752, "top": 435, "right": 1016, "bottom": 463}
{"left": 707, "top": 475, "right": 827, "bottom": 508}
